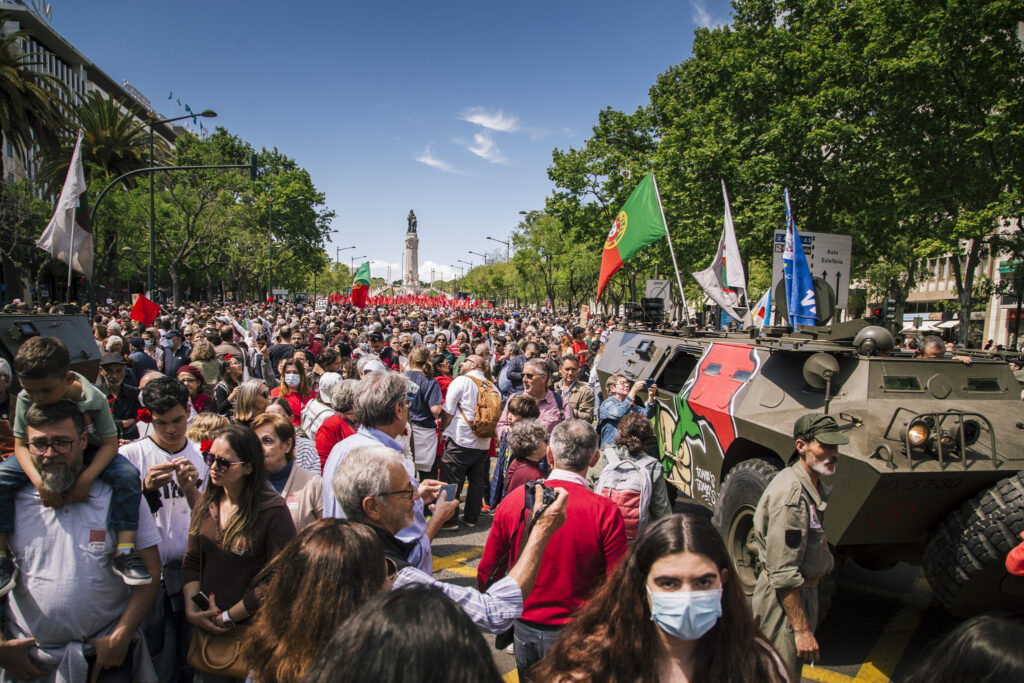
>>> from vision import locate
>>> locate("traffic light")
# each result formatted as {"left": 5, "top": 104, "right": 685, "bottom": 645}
{"left": 873, "top": 307, "right": 882, "bottom": 320}
{"left": 884, "top": 296, "right": 896, "bottom": 323}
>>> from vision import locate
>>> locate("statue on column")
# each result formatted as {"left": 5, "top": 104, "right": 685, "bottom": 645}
{"left": 407, "top": 210, "right": 417, "bottom": 233}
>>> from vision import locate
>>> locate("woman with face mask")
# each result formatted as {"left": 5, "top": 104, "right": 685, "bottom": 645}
{"left": 533, "top": 514, "right": 789, "bottom": 682}
{"left": 269, "top": 360, "right": 313, "bottom": 426}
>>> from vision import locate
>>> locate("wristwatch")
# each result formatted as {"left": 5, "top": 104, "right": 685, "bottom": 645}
{"left": 219, "top": 610, "right": 235, "bottom": 629}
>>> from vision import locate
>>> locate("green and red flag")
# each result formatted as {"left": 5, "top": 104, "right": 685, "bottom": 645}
{"left": 597, "top": 172, "right": 670, "bottom": 300}
{"left": 350, "top": 262, "right": 371, "bottom": 308}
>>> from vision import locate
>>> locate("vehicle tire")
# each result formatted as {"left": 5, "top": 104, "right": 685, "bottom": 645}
{"left": 712, "top": 458, "right": 781, "bottom": 595}
{"left": 922, "top": 472, "right": 1024, "bottom": 617}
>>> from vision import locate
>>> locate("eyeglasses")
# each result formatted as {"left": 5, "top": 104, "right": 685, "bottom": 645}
{"left": 385, "top": 557, "right": 398, "bottom": 582}
{"left": 203, "top": 452, "right": 246, "bottom": 471}
{"left": 180, "top": 377, "right": 198, "bottom": 384}
{"left": 27, "top": 439, "right": 76, "bottom": 455}
{"left": 379, "top": 486, "right": 415, "bottom": 501}
{"left": 523, "top": 373, "right": 545, "bottom": 379}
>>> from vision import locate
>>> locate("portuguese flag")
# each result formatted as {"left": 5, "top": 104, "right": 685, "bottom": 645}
{"left": 597, "top": 172, "right": 670, "bottom": 300}
{"left": 350, "top": 262, "right": 371, "bottom": 308}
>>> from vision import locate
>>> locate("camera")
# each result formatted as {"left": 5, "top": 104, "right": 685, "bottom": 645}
{"left": 524, "top": 479, "right": 558, "bottom": 512}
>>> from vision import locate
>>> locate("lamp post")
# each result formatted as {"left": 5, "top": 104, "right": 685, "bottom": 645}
{"left": 148, "top": 109, "right": 217, "bottom": 297}
{"left": 450, "top": 264, "right": 464, "bottom": 293}
{"left": 351, "top": 255, "right": 366, "bottom": 271}
{"left": 336, "top": 245, "right": 355, "bottom": 264}
{"left": 468, "top": 250, "right": 487, "bottom": 265}
{"left": 486, "top": 235, "right": 510, "bottom": 261}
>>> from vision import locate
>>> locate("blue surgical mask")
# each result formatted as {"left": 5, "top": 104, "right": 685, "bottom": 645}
{"left": 161, "top": 338, "right": 172, "bottom": 348}
{"left": 360, "top": 343, "right": 369, "bottom": 351}
{"left": 427, "top": 343, "right": 436, "bottom": 351}
{"left": 647, "top": 588, "right": 722, "bottom": 641}
{"left": 144, "top": 340, "right": 153, "bottom": 348}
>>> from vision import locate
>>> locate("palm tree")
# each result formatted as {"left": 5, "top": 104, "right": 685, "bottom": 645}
{"left": 35, "top": 90, "right": 161, "bottom": 195}
{"left": 0, "top": 23, "right": 68, "bottom": 182}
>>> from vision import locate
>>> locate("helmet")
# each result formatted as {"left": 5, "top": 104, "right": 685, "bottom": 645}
{"left": 853, "top": 326, "right": 895, "bottom": 356}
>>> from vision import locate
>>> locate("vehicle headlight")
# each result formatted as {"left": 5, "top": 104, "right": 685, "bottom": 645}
{"left": 906, "top": 421, "right": 930, "bottom": 447}
{"left": 962, "top": 420, "right": 981, "bottom": 446}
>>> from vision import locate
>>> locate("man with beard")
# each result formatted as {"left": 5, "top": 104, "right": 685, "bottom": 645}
{"left": 0, "top": 401, "right": 160, "bottom": 682}
{"left": 751, "top": 413, "right": 848, "bottom": 680}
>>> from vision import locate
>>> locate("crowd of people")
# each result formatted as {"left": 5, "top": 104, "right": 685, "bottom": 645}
{"left": 0, "top": 298, "right": 1020, "bottom": 682}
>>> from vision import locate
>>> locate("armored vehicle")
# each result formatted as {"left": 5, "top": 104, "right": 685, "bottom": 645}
{"left": 0, "top": 314, "right": 100, "bottom": 387}
{"left": 597, "top": 320, "right": 1024, "bottom": 616}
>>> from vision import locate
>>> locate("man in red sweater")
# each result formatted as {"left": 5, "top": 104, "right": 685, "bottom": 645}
{"left": 478, "top": 418, "right": 627, "bottom": 681}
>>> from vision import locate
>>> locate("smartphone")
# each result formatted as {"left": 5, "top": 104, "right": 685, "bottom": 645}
{"left": 643, "top": 379, "right": 656, "bottom": 387}
{"left": 439, "top": 483, "right": 458, "bottom": 502}
{"left": 191, "top": 591, "right": 211, "bottom": 611}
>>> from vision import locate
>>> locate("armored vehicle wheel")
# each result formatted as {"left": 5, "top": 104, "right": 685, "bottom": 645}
{"left": 713, "top": 459, "right": 781, "bottom": 595}
{"left": 922, "top": 472, "right": 1024, "bottom": 617}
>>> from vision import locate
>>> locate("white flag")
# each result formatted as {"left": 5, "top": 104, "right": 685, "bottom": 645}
{"left": 750, "top": 288, "right": 771, "bottom": 327}
{"left": 36, "top": 130, "right": 93, "bottom": 278}
{"left": 692, "top": 180, "right": 749, "bottom": 323}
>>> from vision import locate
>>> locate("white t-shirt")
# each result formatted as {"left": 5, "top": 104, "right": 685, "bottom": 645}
{"left": 6, "top": 481, "right": 161, "bottom": 646}
{"left": 442, "top": 369, "right": 492, "bottom": 450}
{"left": 120, "top": 437, "right": 208, "bottom": 565}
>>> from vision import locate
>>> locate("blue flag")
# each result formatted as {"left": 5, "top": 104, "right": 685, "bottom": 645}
{"left": 783, "top": 189, "right": 816, "bottom": 327}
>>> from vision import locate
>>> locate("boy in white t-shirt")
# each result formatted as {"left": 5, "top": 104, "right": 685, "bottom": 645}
{"left": 120, "top": 375, "right": 207, "bottom": 682}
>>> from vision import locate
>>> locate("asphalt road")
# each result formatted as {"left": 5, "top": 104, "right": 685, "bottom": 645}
{"left": 428, "top": 507, "right": 962, "bottom": 683}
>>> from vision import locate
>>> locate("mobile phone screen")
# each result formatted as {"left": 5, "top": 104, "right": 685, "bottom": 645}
{"left": 440, "top": 483, "right": 458, "bottom": 502}
{"left": 191, "top": 592, "right": 210, "bottom": 611}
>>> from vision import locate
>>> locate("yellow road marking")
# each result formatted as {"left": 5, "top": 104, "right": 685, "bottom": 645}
{"left": 432, "top": 547, "right": 482, "bottom": 574}
{"left": 502, "top": 670, "right": 519, "bottom": 682}
{"left": 852, "top": 580, "right": 927, "bottom": 682}
{"left": 802, "top": 667, "right": 855, "bottom": 683}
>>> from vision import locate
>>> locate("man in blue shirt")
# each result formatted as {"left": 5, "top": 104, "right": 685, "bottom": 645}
{"left": 597, "top": 374, "right": 657, "bottom": 447}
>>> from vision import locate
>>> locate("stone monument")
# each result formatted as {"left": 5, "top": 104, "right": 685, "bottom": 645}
{"left": 403, "top": 210, "right": 420, "bottom": 292}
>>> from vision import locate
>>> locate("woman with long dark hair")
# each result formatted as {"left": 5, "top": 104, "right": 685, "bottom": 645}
{"left": 243, "top": 519, "right": 388, "bottom": 683}
{"left": 270, "top": 359, "right": 314, "bottom": 426}
{"left": 182, "top": 425, "right": 297, "bottom": 683}
{"left": 214, "top": 354, "right": 245, "bottom": 416}
{"left": 532, "top": 514, "right": 789, "bottom": 682}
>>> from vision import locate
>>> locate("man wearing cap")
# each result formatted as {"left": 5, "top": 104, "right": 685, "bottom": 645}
{"left": 97, "top": 353, "right": 142, "bottom": 441}
{"left": 369, "top": 332, "right": 400, "bottom": 371}
{"left": 751, "top": 413, "right": 847, "bottom": 679}
{"left": 160, "top": 331, "right": 190, "bottom": 378}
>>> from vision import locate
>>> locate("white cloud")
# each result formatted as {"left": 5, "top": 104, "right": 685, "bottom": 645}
{"left": 369, "top": 260, "right": 402, "bottom": 280}
{"left": 458, "top": 107, "right": 520, "bottom": 133}
{"left": 415, "top": 144, "right": 466, "bottom": 175}
{"left": 421, "top": 261, "right": 459, "bottom": 280}
{"left": 368, "top": 259, "right": 459, "bottom": 282}
{"left": 690, "top": 0, "right": 731, "bottom": 28}
{"left": 467, "top": 131, "right": 507, "bottom": 164}
{"left": 690, "top": 0, "right": 712, "bottom": 27}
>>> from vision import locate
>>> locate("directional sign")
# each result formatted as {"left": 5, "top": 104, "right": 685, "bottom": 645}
{"left": 772, "top": 230, "right": 853, "bottom": 309}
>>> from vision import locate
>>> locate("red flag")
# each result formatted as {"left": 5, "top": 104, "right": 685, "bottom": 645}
{"left": 351, "top": 284, "right": 368, "bottom": 308}
{"left": 129, "top": 294, "right": 161, "bottom": 327}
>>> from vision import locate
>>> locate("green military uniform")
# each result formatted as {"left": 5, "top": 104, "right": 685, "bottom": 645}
{"left": 751, "top": 459, "right": 835, "bottom": 675}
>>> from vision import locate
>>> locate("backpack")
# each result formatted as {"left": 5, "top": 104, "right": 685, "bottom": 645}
{"left": 459, "top": 376, "right": 503, "bottom": 439}
{"left": 596, "top": 446, "right": 657, "bottom": 543}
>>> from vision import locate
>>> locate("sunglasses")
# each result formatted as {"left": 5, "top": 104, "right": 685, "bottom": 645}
{"left": 203, "top": 452, "right": 246, "bottom": 471}
{"left": 523, "top": 373, "right": 544, "bottom": 379}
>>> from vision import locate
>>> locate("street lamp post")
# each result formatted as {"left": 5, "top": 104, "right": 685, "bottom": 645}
{"left": 486, "top": 235, "right": 510, "bottom": 261}
{"left": 468, "top": 250, "right": 487, "bottom": 265}
{"left": 351, "top": 255, "right": 366, "bottom": 271}
{"left": 450, "top": 264, "right": 464, "bottom": 294}
{"left": 148, "top": 109, "right": 217, "bottom": 298}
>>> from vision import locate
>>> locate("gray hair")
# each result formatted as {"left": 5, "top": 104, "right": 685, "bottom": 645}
{"left": 354, "top": 371, "right": 408, "bottom": 429}
{"left": 508, "top": 420, "right": 547, "bottom": 461}
{"left": 524, "top": 358, "right": 549, "bottom": 377}
{"left": 355, "top": 353, "right": 381, "bottom": 374}
{"left": 0, "top": 357, "right": 11, "bottom": 381}
{"left": 549, "top": 419, "right": 598, "bottom": 472}
{"left": 332, "top": 379, "right": 360, "bottom": 413}
{"left": 333, "top": 445, "right": 404, "bottom": 522}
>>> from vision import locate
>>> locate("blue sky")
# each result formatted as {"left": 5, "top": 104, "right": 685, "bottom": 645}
{"left": 51, "top": 0, "right": 733, "bottom": 281}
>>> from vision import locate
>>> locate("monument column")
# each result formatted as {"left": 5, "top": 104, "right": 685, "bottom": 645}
{"left": 403, "top": 210, "right": 420, "bottom": 292}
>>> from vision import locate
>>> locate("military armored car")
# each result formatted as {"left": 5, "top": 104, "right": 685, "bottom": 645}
{"left": 597, "top": 320, "right": 1024, "bottom": 616}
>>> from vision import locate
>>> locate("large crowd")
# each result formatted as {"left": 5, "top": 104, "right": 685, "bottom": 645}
{"left": 0, "top": 298, "right": 1021, "bottom": 683}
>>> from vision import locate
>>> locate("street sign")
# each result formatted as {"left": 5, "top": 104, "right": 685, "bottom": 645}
{"left": 772, "top": 230, "right": 853, "bottom": 309}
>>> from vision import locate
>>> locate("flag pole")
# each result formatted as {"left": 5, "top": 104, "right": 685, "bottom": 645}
{"left": 651, "top": 173, "right": 691, "bottom": 325}
{"left": 66, "top": 209, "right": 74, "bottom": 302}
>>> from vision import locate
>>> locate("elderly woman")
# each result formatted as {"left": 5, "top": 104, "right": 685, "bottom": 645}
{"left": 314, "top": 379, "right": 359, "bottom": 470}
{"left": 264, "top": 399, "right": 320, "bottom": 474}
{"left": 233, "top": 379, "right": 270, "bottom": 428}
{"left": 300, "top": 371, "right": 342, "bottom": 442}
{"left": 251, "top": 413, "right": 322, "bottom": 531}
{"left": 177, "top": 364, "right": 217, "bottom": 416}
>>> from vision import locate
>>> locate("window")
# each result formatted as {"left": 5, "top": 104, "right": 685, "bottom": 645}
{"left": 883, "top": 376, "right": 922, "bottom": 392}
{"left": 966, "top": 378, "right": 1000, "bottom": 392}
{"left": 704, "top": 364, "right": 722, "bottom": 376}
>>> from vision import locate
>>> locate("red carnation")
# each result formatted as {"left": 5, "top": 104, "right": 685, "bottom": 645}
{"left": 136, "top": 408, "right": 152, "bottom": 423}
{"left": 200, "top": 439, "right": 213, "bottom": 453}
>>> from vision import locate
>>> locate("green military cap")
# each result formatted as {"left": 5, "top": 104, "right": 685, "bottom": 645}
{"left": 794, "top": 413, "right": 850, "bottom": 445}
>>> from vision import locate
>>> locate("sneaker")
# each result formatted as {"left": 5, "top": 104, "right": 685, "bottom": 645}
{"left": 504, "top": 643, "right": 515, "bottom": 654}
{"left": 461, "top": 517, "right": 478, "bottom": 528}
{"left": 480, "top": 504, "right": 494, "bottom": 516}
{"left": 441, "top": 519, "right": 460, "bottom": 532}
{"left": 0, "top": 556, "right": 18, "bottom": 598}
{"left": 112, "top": 551, "right": 153, "bottom": 586}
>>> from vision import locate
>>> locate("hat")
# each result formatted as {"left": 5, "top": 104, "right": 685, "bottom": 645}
{"left": 794, "top": 413, "right": 849, "bottom": 445}
{"left": 318, "top": 372, "right": 342, "bottom": 403}
{"left": 176, "top": 364, "right": 205, "bottom": 385}
{"left": 361, "top": 359, "right": 387, "bottom": 374}
{"left": 167, "top": 329, "right": 183, "bottom": 339}
{"left": 369, "top": 332, "right": 384, "bottom": 343}
{"left": 129, "top": 336, "right": 144, "bottom": 349}
{"left": 99, "top": 352, "right": 126, "bottom": 367}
